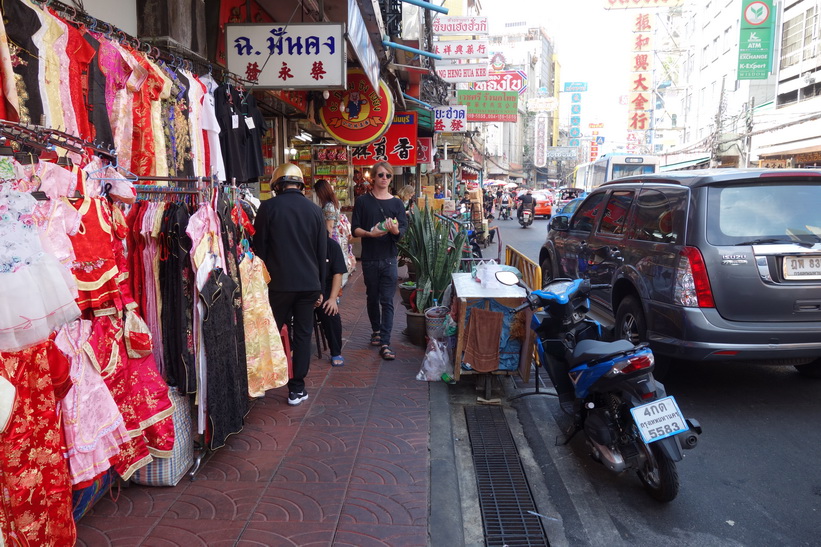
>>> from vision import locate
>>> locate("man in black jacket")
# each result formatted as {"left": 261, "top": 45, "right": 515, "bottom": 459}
{"left": 351, "top": 161, "right": 407, "bottom": 360}
{"left": 253, "top": 163, "right": 327, "bottom": 405}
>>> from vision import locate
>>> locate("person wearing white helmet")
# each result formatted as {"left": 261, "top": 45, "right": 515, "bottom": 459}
{"left": 253, "top": 163, "right": 327, "bottom": 406}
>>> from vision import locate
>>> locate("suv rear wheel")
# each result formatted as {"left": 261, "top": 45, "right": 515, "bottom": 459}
{"left": 616, "top": 296, "right": 646, "bottom": 345}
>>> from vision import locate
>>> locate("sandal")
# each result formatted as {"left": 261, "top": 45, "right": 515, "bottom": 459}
{"left": 370, "top": 332, "right": 382, "bottom": 346}
{"left": 379, "top": 345, "right": 396, "bottom": 361}
{"left": 331, "top": 355, "right": 345, "bottom": 367}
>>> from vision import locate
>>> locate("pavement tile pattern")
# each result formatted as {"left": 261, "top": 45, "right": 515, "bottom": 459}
{"left": 76, "top": 266, "right": 432, "bottom": 547}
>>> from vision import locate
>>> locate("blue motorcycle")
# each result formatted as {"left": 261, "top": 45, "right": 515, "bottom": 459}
{"left": 496, "top": 272, "right": 701, "bottom": 502}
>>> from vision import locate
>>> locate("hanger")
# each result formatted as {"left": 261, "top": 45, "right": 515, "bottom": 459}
{"left": 86, "top": 155, "right": 138, "bottom": 183}
{"left": 15, "top": 151, "right": 39, "bottom": 165}
{"left": 0, "top": 144, "right": 13, "bottom": 156}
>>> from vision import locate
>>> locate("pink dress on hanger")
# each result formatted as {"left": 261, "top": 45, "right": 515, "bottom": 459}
{"left": 55, "top": 319, "right": 130, "bottom": 484}
{"left": 0, "top": 179, "right": 81, "bottom": 351}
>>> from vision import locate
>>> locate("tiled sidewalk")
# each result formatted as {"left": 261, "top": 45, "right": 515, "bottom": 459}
{"left": 77, "top": 266, "right": 432, "bottom": 546}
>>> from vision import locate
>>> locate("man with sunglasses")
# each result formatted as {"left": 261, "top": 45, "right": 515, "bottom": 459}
{"left": 351, "top": 161, "right": 407, "bottom": 360}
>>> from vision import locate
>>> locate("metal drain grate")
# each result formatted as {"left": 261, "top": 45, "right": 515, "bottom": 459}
{"left": 465, "top": 406, "right": 549, "bottom": 547}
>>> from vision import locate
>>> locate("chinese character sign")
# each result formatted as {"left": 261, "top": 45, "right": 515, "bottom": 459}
{"left": 433, "top": 106, "right": 468, "bottom": 133}
{"left": 456, "top": 90, "right": 518, "bottom": 122}
{"left": 431, "top": 39, "right": 489, "bottom": 60}
{"left": 351, "top": 112, "right": 418, "bottom": 167}
{"left": 604, "top": 0, "right": 684, "bottom": 8}
{"left": 226, "top": 23, "right": 345, "bottom": 88}
{"left": 534, "top": 113, "right": 549, "bottom": 167}
{"left": 627, "top": 12, "right": 653, "bottom": 141}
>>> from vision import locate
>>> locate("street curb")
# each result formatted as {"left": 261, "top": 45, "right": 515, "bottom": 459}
{"left": 429, "top": 380, "right": 464, "bottom": 546}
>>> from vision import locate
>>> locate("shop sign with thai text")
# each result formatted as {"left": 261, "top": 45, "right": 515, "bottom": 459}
{"left": 527, "top": 97, "right": 557, "bottom": 112}
{"left": 433, "top": 105, "right": 468, "bottom": 133}
{"left": 545, "top": 147, "right": 578, "bottom": 160}
{"left": 563, "top": 82, "right": 588, "bottom": 92}
{"left": 350, "top": 112, "right": 418, "bottom": 167}
{"left": 435, "top": 63, "right": 490, "bottom": 83}
{"left": 604, "top": 0, "right": 684, "bottom": 8}
{"left": 431, "top": 16, "right": 488, "bottom": 36}
{"left": 471, "top": 70, "right": 527, "bottom": 95}
{"left": 319, "top": 68, "right": 395, "bottom": 145}
{"left": 456, "top": 90, "right": 518, "bottom": 122}
{"left": 431, "top": 39, "right": 489, "bottom": 60}
{"left": 226, "top": 23, "right": 345, "bottom": 88}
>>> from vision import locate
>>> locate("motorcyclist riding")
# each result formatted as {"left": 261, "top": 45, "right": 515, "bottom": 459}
{"left": 517, "top": 189, "right": 535, "bottom": 220}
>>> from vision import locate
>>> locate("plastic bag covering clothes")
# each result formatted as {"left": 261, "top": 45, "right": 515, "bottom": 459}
{"left": 417, "top": 338, "right": 450, "bottom": 381}
{"left": 124, "top": 308, "right": 153, "bottom": 358}
{"left": 472, "top": 260, "right": 502, "bottom": 289}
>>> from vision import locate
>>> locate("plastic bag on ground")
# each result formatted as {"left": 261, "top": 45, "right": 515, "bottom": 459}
{"left": 416, "top": 338, "right": 450, "bottom": 381}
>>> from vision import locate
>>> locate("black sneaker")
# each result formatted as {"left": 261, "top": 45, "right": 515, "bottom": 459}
{"left": 288, "top": 390, "right": 308, "bottom": 406}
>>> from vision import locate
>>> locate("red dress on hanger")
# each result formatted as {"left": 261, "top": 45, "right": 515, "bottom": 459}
{"left": 0, "top": 338, "right": 76, "bottom": 546}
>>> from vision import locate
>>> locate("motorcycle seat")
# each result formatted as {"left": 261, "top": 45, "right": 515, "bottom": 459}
{"left": 569, "top": 339, "right": 636, "bottom": 367}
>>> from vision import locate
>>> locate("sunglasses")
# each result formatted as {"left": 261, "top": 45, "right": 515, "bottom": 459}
{"left": 376, "top": 172, "right": 393, "bottom": 179}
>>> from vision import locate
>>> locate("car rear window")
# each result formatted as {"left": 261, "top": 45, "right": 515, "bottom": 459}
{"left": 707, "top": 183, "right": 821, "bottom": 245}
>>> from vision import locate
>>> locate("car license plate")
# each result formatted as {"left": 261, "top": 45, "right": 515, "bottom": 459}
{"left": 630, "top": 396, "right": 688, "bottom": 444}
{"left": 783, "top": 255, "right": 821, "bottom": 280}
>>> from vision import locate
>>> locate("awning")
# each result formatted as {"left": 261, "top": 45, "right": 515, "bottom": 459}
{"left": 756, "top": 139, "right": 821, "bottom": 158}
{"left": 660, "top": 156, "right": 711, "bottom": 171}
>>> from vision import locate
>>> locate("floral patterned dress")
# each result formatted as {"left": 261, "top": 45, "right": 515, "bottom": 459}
{"left": 0, "top": 338, "right": 76, "bottom": 546}
{"left": 239, "top": 255, "right": 288, "bottom": 397}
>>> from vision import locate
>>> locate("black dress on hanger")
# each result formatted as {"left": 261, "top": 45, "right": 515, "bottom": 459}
{"left": 3, "top": 0, "right": 44, "bottom": 124}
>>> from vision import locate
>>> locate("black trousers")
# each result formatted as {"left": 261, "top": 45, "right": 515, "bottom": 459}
{"left": 269, "top": 290, "right": 320, "bottom": 393}
{"left": 316, "top": 306, "right": 343, "bottom": 356}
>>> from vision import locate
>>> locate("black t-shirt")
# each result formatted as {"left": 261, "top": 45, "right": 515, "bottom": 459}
{"left": 519, "top": 194, "right": 535, "bottom": 206}
{"left": 351, "top": 192, "right": 407, "bottom": 261}
{"left": 324, "top": 237, "right": 348, "bottom": 298}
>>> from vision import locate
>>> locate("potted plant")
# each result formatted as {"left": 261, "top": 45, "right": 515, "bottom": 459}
{"left": 398, "top": 205, "right": 467, "bottom": 313}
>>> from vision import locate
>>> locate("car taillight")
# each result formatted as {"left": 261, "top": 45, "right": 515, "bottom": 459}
{"left": 675, "top": 247, "right": 715, "bottom": 308}
{"left": 610, "top": 352, "right": 655, "bottom": 375}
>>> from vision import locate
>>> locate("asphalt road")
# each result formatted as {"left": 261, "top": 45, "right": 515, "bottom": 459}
{"left": 491, "top": 217, "right": 821, "bottom": 547}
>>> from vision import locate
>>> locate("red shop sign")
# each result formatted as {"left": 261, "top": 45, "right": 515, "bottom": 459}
{"left": 350, "top": 111, "right": 418, "bottom": 167}
{"left": 320, "top": 68, "right": 395, "bottom": 146}
{"left": 417, "top": 137, "right": 433, "bottom": 163}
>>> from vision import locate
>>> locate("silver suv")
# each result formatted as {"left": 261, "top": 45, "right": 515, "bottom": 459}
{"left": 539, "top": 169, "right": 821, "bottom": 377}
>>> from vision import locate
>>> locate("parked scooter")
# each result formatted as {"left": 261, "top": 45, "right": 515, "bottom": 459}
{"left": 496, "top": 272, "right": 701, "bottom": 502}
{"left": 518, "top": 207, "right": 533, "bottom": 228}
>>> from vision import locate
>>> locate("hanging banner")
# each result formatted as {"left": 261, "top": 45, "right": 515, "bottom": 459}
{"left": 471, "top": 70, "right": 527, "bottom": 95}
{"left": 433, "top": 105, "right": 468, "bottom": 132}
{"left": 456, "top": 90, "right": 518, "bottom": 122}
{"left": 417, "top": 137, "right": 433, "bottom": 164}
{"left": 225, "top": 23, "right": 346, "bottom": 88}
{"left": 350, "top": 112, "right": 419, "bottom": 167}
{"left": 534, "top": 113, "right": 549, "bottom": 168}
{"left": 431, "top": 39, "right": 489, "bottom": 60}
{"left": 738, "top": 0, "right": 775, "bottom": 80}
{"left": 431, "top": 16, "right": 489, "bottom": 36}
{"left": 435, "top": 63, "right": 490, "bottom": 83}
{"left": 319, "top": 68, "right": 395, "bottom": 146}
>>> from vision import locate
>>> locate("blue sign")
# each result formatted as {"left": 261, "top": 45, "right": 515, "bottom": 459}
{"left": 564, "top": 82, "right": 588, "bottom": 92}
{"left": 569, "top": 127, "right": 581, "bottom": 137}
{"left": 569, "top": 138, "right": 581, "bottom": 147}
{"left": 596, "top": 136, "right": 605, "bottom": 145}
{"left": 570, "top": 116, "right": 581, "bottom": 126}
{"left": 571, "top": 104, "right": 581, "bottom": 115}
{"left": 571, "top": 93, "right": 582, "bottom": 103}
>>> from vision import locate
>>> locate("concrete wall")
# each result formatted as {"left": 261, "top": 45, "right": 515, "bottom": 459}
{"left": 83, "top": 0, "right": 138, "bottom": 36}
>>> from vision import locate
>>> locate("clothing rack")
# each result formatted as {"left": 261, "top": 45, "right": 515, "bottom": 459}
{"left": 0, "top": 119, "right": 117, "bottom": 159}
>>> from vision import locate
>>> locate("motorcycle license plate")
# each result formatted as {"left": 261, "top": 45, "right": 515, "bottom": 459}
{"left": 630, "top": 396, "right": 689, "bottom": 444}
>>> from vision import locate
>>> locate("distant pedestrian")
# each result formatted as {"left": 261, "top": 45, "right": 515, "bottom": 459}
{"left": 253, "top": 163, "right": 327, "bottom": 406}
{"left": 316, "top": 235, "right": 347, "bottom": 367}
{"left": 351, "top": 161, "right": 407, "bottom": 361}
{"left": 397, "top": 184, "right": 417, "bottom": 217}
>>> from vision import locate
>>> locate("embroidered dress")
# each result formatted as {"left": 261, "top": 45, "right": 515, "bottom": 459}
{"left": 0, "top": 186, "right": 81, "bottom": 351}
{"left": 0, "top": 14, "right": 21, "bottom": 121}
{"left": 69, "top": 196, "right": 124, "bottom": 313}
{"left": 131, "top": 54, "right": 164, "bottom": 176}
{"left": 0, "top": 338, "right": 76, "bottom": 546}
{"left": 56, "top": 319, "right": 130, "bottom": 484}
{"left": 240, "top": 255, "right": 288, "bottom": 397}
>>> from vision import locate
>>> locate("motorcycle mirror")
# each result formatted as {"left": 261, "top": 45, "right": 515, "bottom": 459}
{"left": 495, "top": 271, "right": 520, "bottom": 286}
